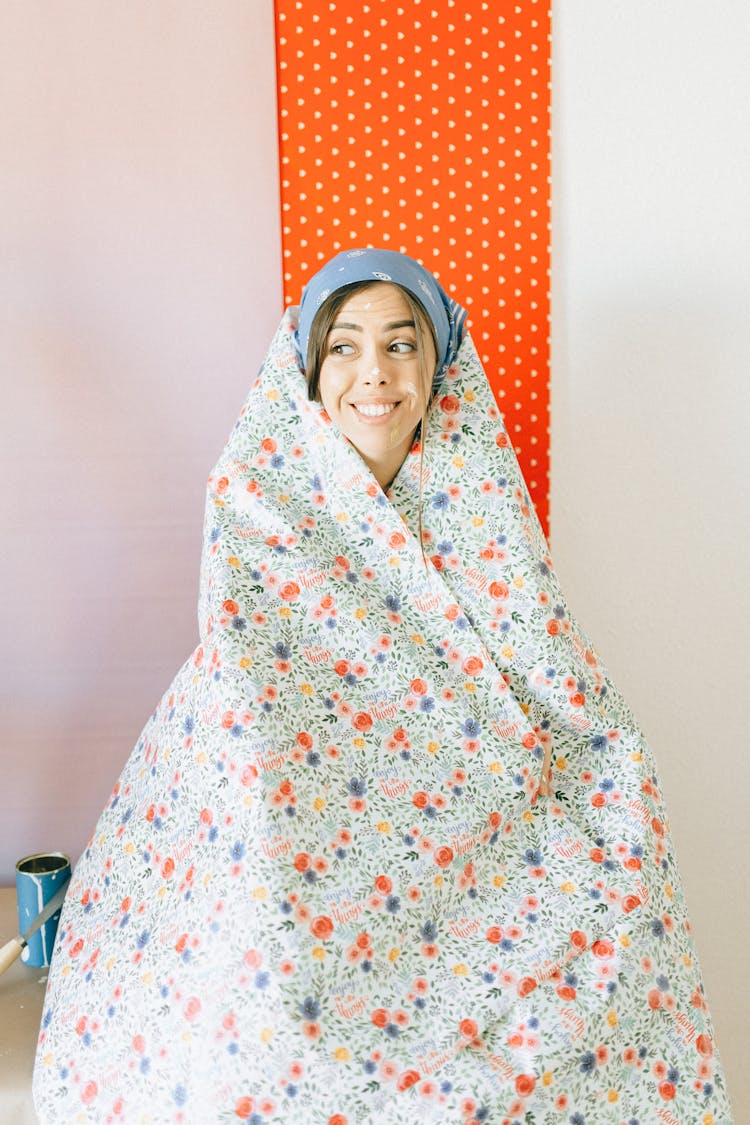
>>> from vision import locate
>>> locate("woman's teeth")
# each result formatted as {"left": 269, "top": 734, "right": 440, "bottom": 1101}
{"left": 355, "top": 402, "right": 397, "bottom": 417}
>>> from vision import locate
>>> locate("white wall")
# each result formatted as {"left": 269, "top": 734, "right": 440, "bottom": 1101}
{"left": 551, "top": 3, "right": 749, "bottom": 1116}
{"left": 0, "top": 3, "right": 282, "bottom": 877}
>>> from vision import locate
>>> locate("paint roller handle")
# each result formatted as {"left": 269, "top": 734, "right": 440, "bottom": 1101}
{"left": 0, "top": 937, "right": 24, "bottom": 976}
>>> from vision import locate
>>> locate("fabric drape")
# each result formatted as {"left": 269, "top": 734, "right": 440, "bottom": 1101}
{"left": 33, "top": 311, "right": 732, "bottom": 1124}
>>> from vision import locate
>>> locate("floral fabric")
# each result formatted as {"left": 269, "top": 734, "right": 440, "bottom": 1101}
{"left": 34, "top": 313, "right": 732, "bottom": 1124}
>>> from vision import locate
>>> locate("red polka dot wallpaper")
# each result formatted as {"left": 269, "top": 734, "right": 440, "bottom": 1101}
{"left": 274, "top": 0, "right": 550, "bottom": 529}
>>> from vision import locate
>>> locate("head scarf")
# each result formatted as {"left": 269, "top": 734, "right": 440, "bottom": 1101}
{"left": 294, "top": 248, "right": 468, "bottom": 383}
{"left": 34, "top": 269, "right": 730, "bottom": 1123}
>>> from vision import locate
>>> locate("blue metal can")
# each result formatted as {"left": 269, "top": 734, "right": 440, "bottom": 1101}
{"left": 15, "top": 851, "right": 71, "bottom": 967}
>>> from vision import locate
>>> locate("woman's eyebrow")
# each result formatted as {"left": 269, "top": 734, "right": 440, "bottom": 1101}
{"left": 330, "top": 319, "right": 416, "bottom": 332}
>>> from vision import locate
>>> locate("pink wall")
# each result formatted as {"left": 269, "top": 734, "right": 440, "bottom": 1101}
{"left": 0, "top": 2, "right": 283, "bottom": 880}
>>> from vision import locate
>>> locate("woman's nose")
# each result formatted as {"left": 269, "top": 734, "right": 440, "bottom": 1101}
{"left": 360, "top": 357, "right": 389, "bottom": 384}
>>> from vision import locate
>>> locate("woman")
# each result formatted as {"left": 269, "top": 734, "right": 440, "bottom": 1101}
{"left": 34, "top": 250, "right": 732, "bottom": 1123}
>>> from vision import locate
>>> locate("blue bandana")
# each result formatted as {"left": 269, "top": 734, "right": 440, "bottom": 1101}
{"left": 294, "top": 248, "right": 468, "bottom": 381}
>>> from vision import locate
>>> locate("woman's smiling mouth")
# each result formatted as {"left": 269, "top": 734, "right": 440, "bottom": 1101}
{"left": 352, "top": 400, "right": 399, "bottom": 419}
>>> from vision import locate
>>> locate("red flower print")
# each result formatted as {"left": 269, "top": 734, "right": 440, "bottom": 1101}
{"left": 591, "top": 939, "right": 614, "bottom": 959}
{"left": 517, "top": 977, "right": 537, "bottom": 997}
{"left": 374, "top": 874, "right": 392, "bottom": 894}
{"left": 495, "top": 431, "right": 509, "bottom": 448}
{"left": 459, "top": 1018, "right": 478, "bottom": 1039}
{"left": 278, "top": 581, "right": 301, "bottom": 602}
{"left": 222, "top": 599, "right": 239, "bottom": 616}
{"left": 328, "top": 1116, "right": 348, "bottom": 1125}
{"left": 696, "top": 1034, "right": 713, "bottom": 1057}
{"left": 352, "top": 711, "right": 373, "bottom": 732}
{"left": 485, "top": 926, "right": 503, "bottom": 944}
{"left": 433, "top": 846, "right": 454, "bottom": 868}
{"left": 462, "top": 655, "right": 484, "bottom": 676}
{"left": 439, "top": 394, "right": 460, "bottom": 414}
{"left": 488, "top": 581, "right": 510, "bottom": 600}
{"left": 371, "top": 1008, "right": 389, "bottom": 1028}
{"left": 310, "top": 915, "right": 334, "bottom": 940}
{"left": 81, "top": 1081, "right": 98, "bottom": 1105}
{"left": 397, "top": 1069, "right": 421, "bottom": 1091}
{"left": 412, "top": 791, "right": 430, "bottom": 809}
{"left": 293, "top": 852, "right": 311, "bottom": 872}
{"left": 515, "top": 1074, "right": 536, "bottom": 1098}
{"left": 183, "top": 996, "right": 201, "bottom": 1021}
{"left": 235, "top": 1097, "right": 255, "bottom": 1119}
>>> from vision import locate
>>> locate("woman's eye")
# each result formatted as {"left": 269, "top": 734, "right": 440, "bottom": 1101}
{"left": 329, "top": 341, "right": 355, "bottom": 355}
{"left": 389, "top": 340, "right": 417, "bottom": 354}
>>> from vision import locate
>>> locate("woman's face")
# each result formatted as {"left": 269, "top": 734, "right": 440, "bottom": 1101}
{"left": 318, "top": 283, "right": 436, "bottom": 489}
